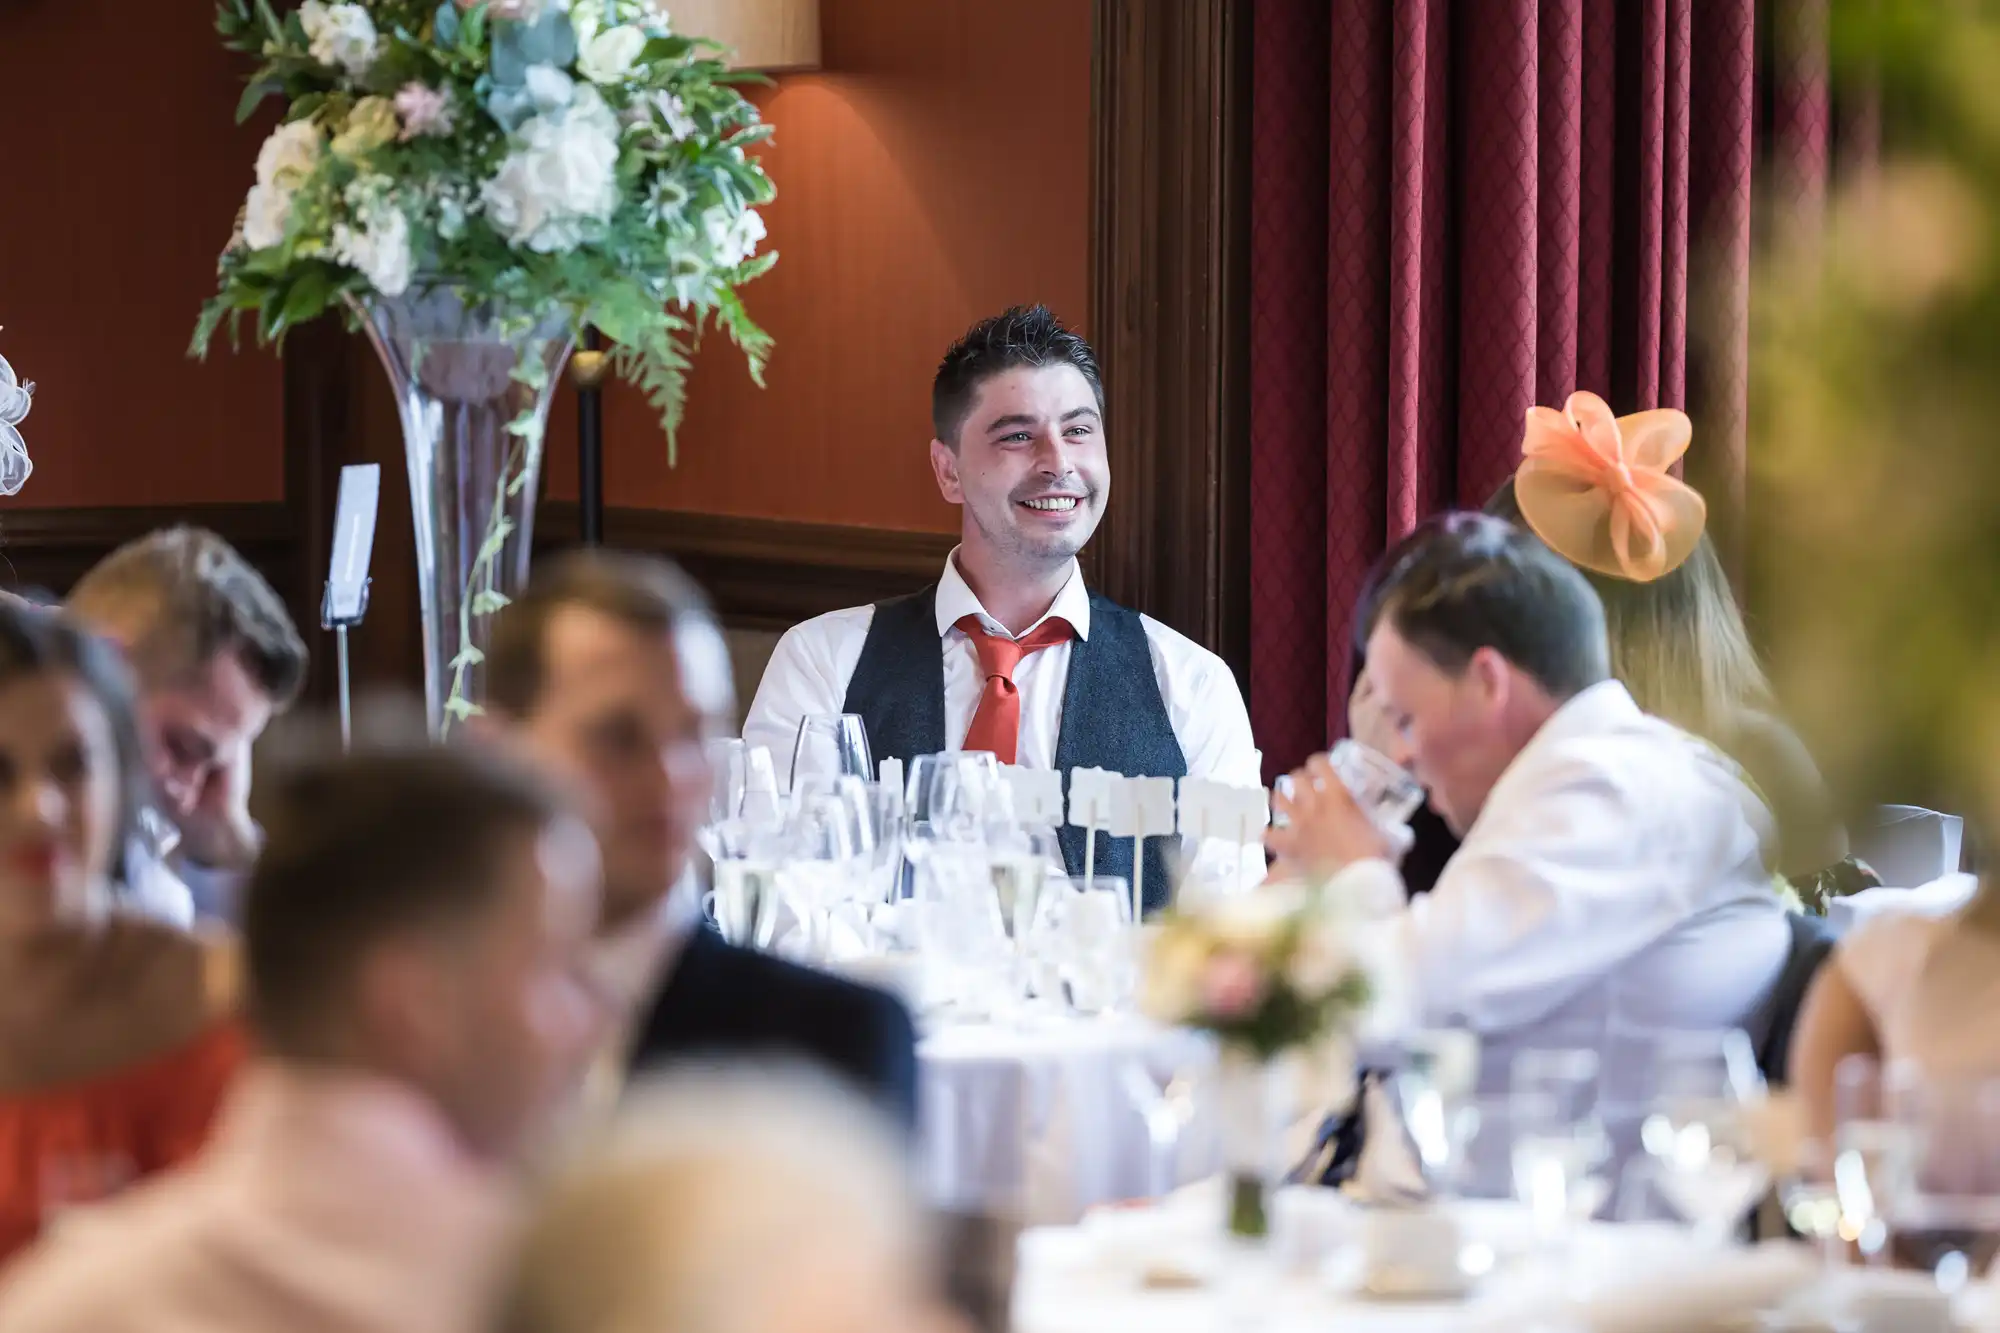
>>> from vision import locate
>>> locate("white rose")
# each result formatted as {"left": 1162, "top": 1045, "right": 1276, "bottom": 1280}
{"left": 579, "top": 25, "right": 647, "bottom": 84}
{"left": 255, "top": 120, "right": 323, "bottom": 189}
{"left": 523, "top": 64, "right": 575, "bottom": 112}
{"left": 702, "top": 205, "right": 766, "bottom": 268}
{"left": 299, "top": 1, "right": 380, "bottom": 77}
{"left": 333, "top": 198, "right": 413, "bottom": 297}
{"left": 241, "top": 182, "right": 295, "bottom": 250}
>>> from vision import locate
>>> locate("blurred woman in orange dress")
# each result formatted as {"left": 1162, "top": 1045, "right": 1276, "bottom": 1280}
{"left": 0, "top": 600, "right": 241, "bottom": 1264}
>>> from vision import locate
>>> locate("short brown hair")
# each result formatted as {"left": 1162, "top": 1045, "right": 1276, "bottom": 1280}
{"left": 486, "top": 550, "right": 713, "bottom": 716}
{"left": 68, "top": 527, "right": 307, "bottom": 706}
{"left": 242, "top": 717, "right": 572, "bottom": 1053}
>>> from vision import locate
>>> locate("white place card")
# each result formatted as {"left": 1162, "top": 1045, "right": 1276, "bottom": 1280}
{"left": 1001, "top": 765, "right": 1065, "bottom": 828}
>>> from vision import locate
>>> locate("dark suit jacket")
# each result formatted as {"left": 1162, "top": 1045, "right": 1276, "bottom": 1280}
{"left": 627, "top": 928, "right": 920, "bottom": 1132}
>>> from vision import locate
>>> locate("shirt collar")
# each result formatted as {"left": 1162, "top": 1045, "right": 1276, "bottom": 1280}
{"left": 586, "top": 870, "right": 703, "bottom": 1016}
{"left": 934, "top": 547, "right": 1092, "bottom": 642}
{"left": 1468, "top": 679, "right": 1641, "bottom": 834}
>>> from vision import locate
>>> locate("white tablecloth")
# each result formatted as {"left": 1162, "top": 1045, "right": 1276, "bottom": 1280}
{"left": 1012, "top": 1195, "right": 1819, "bottom": 1333}
{"left": 919, "top": 1017, "right": 1217, "bottom": 1224}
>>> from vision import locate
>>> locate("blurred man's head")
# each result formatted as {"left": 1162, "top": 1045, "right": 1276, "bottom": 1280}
{"left": 1357, "top": 513, "right": 1610, "bottom": 835}
{"left": 242, "top": 726, "right": 603, "bottom": 1163}
{"left": 501, "top": 1070, "right": 964, "bottom": 1333}
{"left": 67, "top": 527, "right": 307, "bottom": 867}
{"left": 485, "top": 552, "right": 729, "bottom": 933}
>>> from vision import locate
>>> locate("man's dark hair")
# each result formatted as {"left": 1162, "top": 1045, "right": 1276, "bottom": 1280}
{"left": 931, "top": 305, "right": 1104, "bottom": 447}
{"left": 485, "top": 550, "right": 714, "bottom": 716}
{"left": 242, "top": 726, "right": 572, "bottom": 1053}
{"left": 1357, "top": 512, "right": 1611, "bottom": 702}
{"left": 68, "top": 526, "right": 308, "bottom": 706}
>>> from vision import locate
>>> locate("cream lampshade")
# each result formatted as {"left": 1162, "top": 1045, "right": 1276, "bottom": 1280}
{"left": 670, "top": 0, "right": 821, "bottom": 73}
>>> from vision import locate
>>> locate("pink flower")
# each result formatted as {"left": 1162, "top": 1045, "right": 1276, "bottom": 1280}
{"left": 1201, "top": 951, "right": 1267, "bottom": 1021}
{"left": 394, "top": 83, "right": 454, "bottom": 140}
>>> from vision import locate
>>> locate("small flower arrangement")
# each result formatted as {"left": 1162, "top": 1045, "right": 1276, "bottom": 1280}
{"left": 0, "top": 338, "right": 34, "bottom": 497}
{"left": 191, "top": 0, "right": 777, "bottom": 457}
{"left": 1141, "top": 882, "right": 1374, "bottom": 1061}
{"left": 1142, "top": 881, "right": 1374, "bottom": 1242}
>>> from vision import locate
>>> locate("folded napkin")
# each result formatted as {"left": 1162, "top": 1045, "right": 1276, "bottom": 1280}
{"left": 1827, "top": 872, "right": 1977, "bottom": 935}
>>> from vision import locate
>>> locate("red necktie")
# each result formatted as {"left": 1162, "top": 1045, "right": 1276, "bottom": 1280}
{"left": 956, "top": 614, "right": 1074, "bottom": 764}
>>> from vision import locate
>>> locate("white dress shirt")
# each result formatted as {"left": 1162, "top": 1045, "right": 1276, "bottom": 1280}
{"left": 743, "top": 551, "right": 1265, "bottom": 893}
{"left": 1337, "top": 682, "right": 1791, "bottom": 1113}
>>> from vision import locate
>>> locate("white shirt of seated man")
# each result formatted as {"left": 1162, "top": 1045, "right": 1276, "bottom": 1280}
{"left": 742, "top": 307, "right": 1263, "bottom": 896}
{"left": 1269, "top": 554, "right": 1790, "bottom": 1086}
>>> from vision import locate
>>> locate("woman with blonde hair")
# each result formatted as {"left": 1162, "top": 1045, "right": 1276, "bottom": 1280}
{"left": 1355, "top": 391, "right": 1861, "bottom": 901}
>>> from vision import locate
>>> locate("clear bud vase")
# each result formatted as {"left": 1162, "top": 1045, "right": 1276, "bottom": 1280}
{"left": 1216, "top": 1045, "right": 1290, "bottom": 1243}
{"left": 354, "top": 289, "right": 574, "bottom": 735}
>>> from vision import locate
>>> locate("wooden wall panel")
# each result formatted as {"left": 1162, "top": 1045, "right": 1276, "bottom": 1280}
{"left": 0, "top": 1, "right": 284, "bottom": 510}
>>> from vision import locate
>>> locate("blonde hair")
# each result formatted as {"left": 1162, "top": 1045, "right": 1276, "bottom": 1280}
{"left": 500, "top": 1067, "right": 938, "bottom": 1333}
{"left": 1487, "top": 477, "right": 1770, "bottom": 740}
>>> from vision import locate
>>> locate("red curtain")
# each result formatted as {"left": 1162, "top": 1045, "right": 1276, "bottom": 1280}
{"left": 1246, "top": 0, "right": 1794, "bottom": 781}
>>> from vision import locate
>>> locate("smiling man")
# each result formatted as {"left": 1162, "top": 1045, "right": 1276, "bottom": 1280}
{"left": 742, "top": 305, "right": 1260, "bottom": 907}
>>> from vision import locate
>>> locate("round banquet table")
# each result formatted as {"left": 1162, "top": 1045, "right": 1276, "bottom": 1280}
{"left": 918, "top": 1015, "right": 1218, "bottom": 1225}
{"left": 1010, "top": 1195, "right": 1819, "bottom": 1333}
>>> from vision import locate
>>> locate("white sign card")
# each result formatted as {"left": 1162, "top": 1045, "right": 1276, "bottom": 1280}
{"left": 1001, "top": 765, "right": 1065, "bottom": 828}
{"left": 326, "top": 463, "right": 381, "bottom": 625}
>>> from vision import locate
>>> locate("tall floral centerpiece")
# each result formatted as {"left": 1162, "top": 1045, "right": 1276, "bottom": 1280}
{"left": 1142, "top": 883, "right": 1374, "bottom": 1243}
{"left": 193, "top": 0, "right": 776, "bottom": 732}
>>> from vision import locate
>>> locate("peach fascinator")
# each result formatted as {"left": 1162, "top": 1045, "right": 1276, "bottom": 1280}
{"left": 1514, "top": 391, "right": 1707, "bottom": 583}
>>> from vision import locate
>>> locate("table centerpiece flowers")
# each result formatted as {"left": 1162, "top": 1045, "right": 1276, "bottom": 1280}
{"left": 193, "top": 0, "right": 776, "bottom": 731}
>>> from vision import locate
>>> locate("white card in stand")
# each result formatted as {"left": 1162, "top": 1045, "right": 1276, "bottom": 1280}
{"left": 1001, "top": 765, "right": 1065, "bottom": 827}
{"left": 1067, "top": 766, "right": 1117, "bottom": 889}
{"left": 1109, "top": 775, "right": 1177, "bottom": 921}
{"left": 879, "top": 756, "right": 905, "bottom": 802}
{"left": 1178, "top": 779, "right": 1270, "bottom": 894}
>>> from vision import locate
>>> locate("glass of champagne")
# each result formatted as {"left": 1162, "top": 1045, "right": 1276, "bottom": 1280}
{"left": 1833, "top": 1055, "right": 1919, "bottom": 1267}
{"left": 1884, "top": 1072, "right": 2000, "bottom": 1292}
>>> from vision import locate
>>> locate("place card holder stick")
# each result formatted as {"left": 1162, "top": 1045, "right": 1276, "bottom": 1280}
{"left": 320, "top": 464, "right": 381, "bottom": 752}
{"left": 1067, "top": 767, "right": 1116, "bottom": 892}
{"left": 1109, "top": 775, "right": 1176, "bottom": 922}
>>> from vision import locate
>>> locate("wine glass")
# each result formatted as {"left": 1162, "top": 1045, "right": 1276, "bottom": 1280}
{"left": 1032, "top": 876, "right": 1136, "bottom": 1016}
{"left": 1121, "top": 1059, "right": 1204, "bottom": 1199}
{"left": 1509, "top": 1049, "right": 1609, "bottom": 1238}
{"left": 1884, "top": 1072, "right": 2000, "bottom": 1291}
{"left": 1636, "top": 1028, "right": 1770, "bottom": 1245}
{"left": 790, "top": 714, "right": 874, "bottom": 791}
{"left": 705, "top": 737, "right": 747, "bottom": 824}
{"left": 1395, "top": 1028, "right": 1482, "bottom": 1188}
{"left": 1833, "top": 1055, "right": 1918, "bottom": 1267}
{"left": 913, "top": 842, "right": 1014, "bottom": 1019}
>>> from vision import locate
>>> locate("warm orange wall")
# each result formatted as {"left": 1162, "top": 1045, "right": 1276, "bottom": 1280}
{"left": 0, "top": 3, "right": 286, "bottom": 509}
{"left": 544, "top": 0, "right": 1094, "bottom": 533}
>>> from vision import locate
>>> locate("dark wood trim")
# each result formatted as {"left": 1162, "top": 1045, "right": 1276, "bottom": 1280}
{"left": 0, "top": 501, "right": 298, "bottom": 603}
{"left": 537, "top": 503, "right": 957, "bottom": 631}
{"left": 1088, "top": 0, "right": 1253, "bottom": 676}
